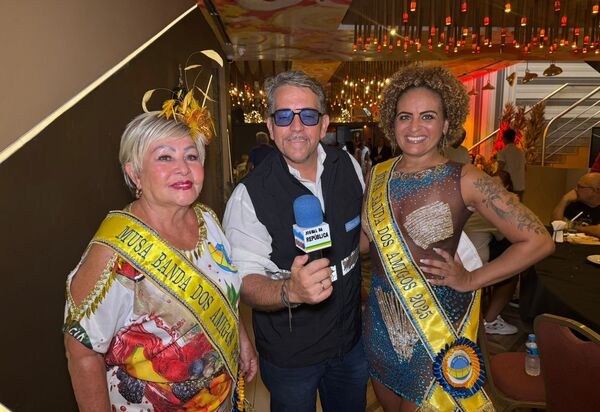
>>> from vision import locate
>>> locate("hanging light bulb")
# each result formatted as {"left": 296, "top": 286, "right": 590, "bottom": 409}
{"left": 482, "top": 75, "right": 495, "bottom": 90}
{"left": 410, "top": 1, "right": 416, "bottom": 12}
{"left": 522, "top": 63, "right": 538, "bottom": 84}
{"left": 543, "top": 63, "right": 563, "bottom": 76}
{"left": 506, "top": 72, "right": 517, "bottom": 86}
{"left": 593, "top": 4, "right": 599, "bottom": 14}
{"left": 505, "top": 3, "right": 511, "bottom": 13}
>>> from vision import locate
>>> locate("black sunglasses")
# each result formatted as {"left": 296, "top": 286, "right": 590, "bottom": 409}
{"left": 271, "top": 108, "right": 323, "bottom": 127}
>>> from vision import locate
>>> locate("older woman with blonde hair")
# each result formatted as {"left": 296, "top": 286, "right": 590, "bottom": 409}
{"left": 64, "top": 101, "right": 256, "bottom": 411}
{"left": 361, "top": 65, "right": 554, "bottom": 411}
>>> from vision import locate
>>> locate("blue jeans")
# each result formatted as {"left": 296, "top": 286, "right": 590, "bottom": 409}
{"left": 259, "top": 340, "right": 368, "bottom": 412}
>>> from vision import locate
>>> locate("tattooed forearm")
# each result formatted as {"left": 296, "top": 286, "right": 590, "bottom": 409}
{"left": 504, "top": 195, "right": 547, "bottom": 234}
{"left": 473, "top": 176, "right": 546, "bottom": 235}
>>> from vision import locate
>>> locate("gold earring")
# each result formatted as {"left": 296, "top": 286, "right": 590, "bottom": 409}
{"left": 135, "top": 187, "right": 142, "bottom": 199}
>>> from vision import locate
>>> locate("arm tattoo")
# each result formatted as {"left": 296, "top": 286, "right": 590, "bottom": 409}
{"left": 473, "top": 176, "right": 546, "bottom": 235}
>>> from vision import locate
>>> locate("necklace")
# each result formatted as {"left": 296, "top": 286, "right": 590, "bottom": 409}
{"left": 392, "top": 156, "right": 448, "bottom": 180}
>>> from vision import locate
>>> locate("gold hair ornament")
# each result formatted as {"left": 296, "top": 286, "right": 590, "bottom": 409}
{"left": 141, "top": 50, "right": 224, "bottom": 143}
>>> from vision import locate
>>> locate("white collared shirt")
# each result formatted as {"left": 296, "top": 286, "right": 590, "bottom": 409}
{"left": 223, "top": 145, "right": 364, "bottom": 278}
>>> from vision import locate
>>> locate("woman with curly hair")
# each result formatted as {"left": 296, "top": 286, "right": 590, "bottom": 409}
{"left": 361, "top": 65, "right": 553, "bottom": 411}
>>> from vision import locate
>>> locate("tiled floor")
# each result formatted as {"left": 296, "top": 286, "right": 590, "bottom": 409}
{"left": 241, "top": 257, "right": 530, "bottom": 412}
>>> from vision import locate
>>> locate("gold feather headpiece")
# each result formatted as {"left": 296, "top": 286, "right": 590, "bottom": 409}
{"left": 141, "top": 50, "right": 224, "bottom": 143}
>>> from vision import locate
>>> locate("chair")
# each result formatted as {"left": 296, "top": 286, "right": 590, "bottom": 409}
{"left": 478, "top": 319, "right": 546, "bottom": 411}
{"left": 534, "top": 314, "right": 600, "bottom": 412}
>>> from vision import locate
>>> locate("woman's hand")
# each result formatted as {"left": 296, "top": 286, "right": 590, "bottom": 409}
{"left": 420, "top": 248, "right": 475, "bottom": 292}
{"left": 238, "top": 322, "right": 257, "bottom": 382}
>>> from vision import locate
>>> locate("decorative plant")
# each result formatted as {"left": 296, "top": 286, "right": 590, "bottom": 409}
{"left": 493, "top": 102, "right": 526, "bottom": 152}
{"left": 522, "top": 101, "right": 546, "bottom": 164}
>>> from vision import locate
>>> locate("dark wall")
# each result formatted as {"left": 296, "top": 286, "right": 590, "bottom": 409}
{"left": 0, "top": 9, "right": 225, "bottom": 411}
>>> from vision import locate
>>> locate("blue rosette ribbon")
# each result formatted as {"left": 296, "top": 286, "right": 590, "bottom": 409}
{"left": 432, "top": 336, "right": 486, "bottom": 398}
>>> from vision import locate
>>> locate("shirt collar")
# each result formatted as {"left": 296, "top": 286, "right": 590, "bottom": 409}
{"left": 286, "top": 144, "right": 326, "bottom": 183}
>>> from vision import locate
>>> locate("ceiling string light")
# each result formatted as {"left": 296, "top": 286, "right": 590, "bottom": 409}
{"left": 349, "top": 0, "right": 600, "bottom": 57}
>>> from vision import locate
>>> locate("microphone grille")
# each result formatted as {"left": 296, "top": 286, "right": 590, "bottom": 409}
{"left": 293, "top": 195, "right": 323, "bottom": 228}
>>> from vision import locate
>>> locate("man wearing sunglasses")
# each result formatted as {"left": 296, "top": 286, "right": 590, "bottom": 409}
{"left": 551, "top": 172, "right": 600, "bottom": 237}
{"left": 224, "top": 71, "right": 367, "bottom": 411}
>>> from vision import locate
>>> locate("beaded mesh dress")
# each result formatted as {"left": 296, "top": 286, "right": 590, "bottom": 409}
{"left": 363, "top": 160, "right": 474, "bottom": 405}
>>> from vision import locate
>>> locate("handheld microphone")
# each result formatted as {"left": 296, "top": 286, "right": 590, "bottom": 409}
{"left": 292, "top": 195, "right": 332, "bottom": 261}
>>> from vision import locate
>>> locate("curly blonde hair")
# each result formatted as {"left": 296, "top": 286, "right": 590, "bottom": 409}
{"left": 378, "top": 65, "right": 469, "bottom": 151}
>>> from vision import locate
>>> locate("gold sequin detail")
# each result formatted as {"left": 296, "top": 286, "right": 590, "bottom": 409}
{"left": 376, "top": 286, "right": 419, "bottom": 362}
{"left": 65, "top": 251, "right": 118, "bottom": 323}
{"left": 403, "top": 201, "right": 454, "bottom": 249}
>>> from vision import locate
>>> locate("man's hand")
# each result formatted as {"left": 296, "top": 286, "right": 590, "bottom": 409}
{"left": 287, "top": 255, "right": 333, "bottom": 305}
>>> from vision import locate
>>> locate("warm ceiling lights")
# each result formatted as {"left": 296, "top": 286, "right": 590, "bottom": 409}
{"left": 543, "top": 63, "right": 563, "bottom": 76}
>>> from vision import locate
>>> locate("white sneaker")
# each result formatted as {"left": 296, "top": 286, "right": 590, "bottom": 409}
{"left": 484, "top": 315, "right": 518, "bottom": 335}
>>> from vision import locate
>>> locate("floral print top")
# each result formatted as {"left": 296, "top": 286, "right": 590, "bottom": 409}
{"left": 64, "top": 204, "right": 241, "bottom": 411}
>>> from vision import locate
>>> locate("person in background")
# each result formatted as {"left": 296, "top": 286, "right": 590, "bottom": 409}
{"left": 248, "top": 131, "right": 275, "bottom": 171}
{"left": 361, "top": 65, "right": 554, "bottom": 411}
{"left": 497, "top": 128, "right": 526, "bottom": 200}
{"left": 444, "top": 128, "right": 471, "bottom": 164}
{"left": 223, "top": 71, "right": 368, "bottom": 412}
{"left": 64, "top": 97, "right": 256, "bottom": 411}
{"left": 354, "top": 132, "right": 371, "bottom": 177}
{"left": 234, "top": 154, "right": 250, "bottom": 183}
{"left": 551, "top": 172, "right": 600, "bottom": 237}
{"left": 371, "top": 133, "right": 392, "bottom": 165}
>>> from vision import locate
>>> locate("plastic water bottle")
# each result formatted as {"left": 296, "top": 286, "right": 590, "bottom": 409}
{"left": 525, "top": 333, "right": 541, "bottom": 376}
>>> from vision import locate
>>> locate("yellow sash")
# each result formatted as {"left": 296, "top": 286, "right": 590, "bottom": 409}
{"left": 367, "top": 158, "right": 492, "bottom": 412}
{"left": 92, "top": 210, "right": 239, "bottom": 382}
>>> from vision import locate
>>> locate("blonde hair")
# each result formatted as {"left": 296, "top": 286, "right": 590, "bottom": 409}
{"left": 378, "top": 65, "right": 469, "bottom": 151}
{"left": 119, "top": 111, "right": 207, "bottom": 193}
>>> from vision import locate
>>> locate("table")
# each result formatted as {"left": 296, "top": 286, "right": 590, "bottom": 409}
{"left": 520, "top": 241, "right": 600, "bottom": 333}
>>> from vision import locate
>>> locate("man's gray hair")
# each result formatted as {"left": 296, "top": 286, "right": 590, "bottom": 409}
{"left": 264, "top": 71, "right": 326, "bottom": 115}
